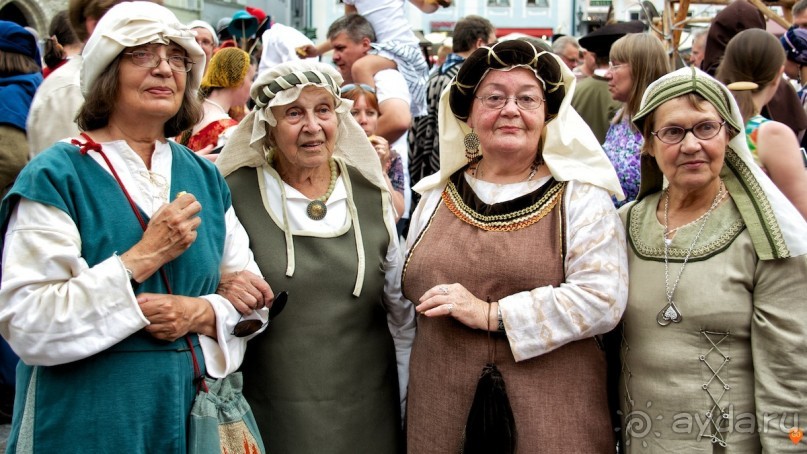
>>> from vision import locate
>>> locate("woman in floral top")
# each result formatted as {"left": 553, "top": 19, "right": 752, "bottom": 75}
{"left": 603, "top": 33, "right": 670, "bottom": 207}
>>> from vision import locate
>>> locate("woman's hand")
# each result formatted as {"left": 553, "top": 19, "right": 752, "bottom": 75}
{"left": 120, "top": 192, "right": 202, "bottom": 282}
{"left": 369, "top": 135, "right": 392, "bottom": 173}
{"left": 296, "top": 44, "right": 318, "bottom": 58}
{"left": 138, "top": 294, "right": 215, "bottom": 341}
{"left": 417, "top": 283, "right": 498, "bottom": 331}
{"left": 217, "top": 270, "right": 274, "bottom": 314}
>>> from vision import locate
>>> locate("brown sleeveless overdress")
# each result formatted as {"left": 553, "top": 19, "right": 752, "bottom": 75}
{"left": 403, "top": 173, "right": 613, "bottom": 453}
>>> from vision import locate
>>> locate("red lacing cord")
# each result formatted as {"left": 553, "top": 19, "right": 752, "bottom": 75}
{"left": 74, "top": 133, "right": 209, "bottom": 393}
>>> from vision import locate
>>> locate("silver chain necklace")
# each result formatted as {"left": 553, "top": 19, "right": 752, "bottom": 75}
{"left": 657, "top": 180, "right": 726, "bottom": 326}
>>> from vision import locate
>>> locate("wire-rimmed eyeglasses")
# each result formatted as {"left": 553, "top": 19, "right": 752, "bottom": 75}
{"left": 123, "top": 50, "right": 194, "bottom": 73}
{"left": 231, "top": 291, "right": 288, "bottom": 338}
{"left": 608, "top": 61, "right": 628, "bottom": 72}
{"left": 475, "top": 94, "right": 545, "bottom": 110}
{"left": 651, "top": 120, "right": 726, "bottom": 144}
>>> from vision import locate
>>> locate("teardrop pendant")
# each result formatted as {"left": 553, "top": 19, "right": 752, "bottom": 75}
{"left": 656, "top": 302, "right": 683, "bottom": 326}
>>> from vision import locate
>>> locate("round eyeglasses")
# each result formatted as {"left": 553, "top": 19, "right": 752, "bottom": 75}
{"left": 651, "top": 120, "right": 726, "bottom": 144}
{"left": 608, "top": 61, "right": 628, "bottom": 72}
{"left": 123, "top": 50, "right": 194, "bottom": 73}
{"left": 475, "top": 94, "right": 545, "bottom": 110}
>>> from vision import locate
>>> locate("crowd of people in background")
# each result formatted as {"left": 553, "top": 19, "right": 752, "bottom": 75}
{"left": 1, "top": 0, "right": 807, "bottom": 451}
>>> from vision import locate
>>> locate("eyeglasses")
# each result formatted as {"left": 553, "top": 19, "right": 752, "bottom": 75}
{"left": 231, "top": 291, "right": 288, "bottom": 337}
{"left": 341, "top": 83, "right": 376, "bottom": 94}
{"left": 123, "top": 50, "right": 194, "bottom": 73}
{"left": 475, "top": 94, "right": 544, "bottom": 110}
{"left": 652, "top": 120, "right": 726, "bottom": 144}
{"left": 608, "top": 61, "right": 628, "bottom": 72}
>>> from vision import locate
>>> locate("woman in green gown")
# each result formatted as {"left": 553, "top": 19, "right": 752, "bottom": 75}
{"left": 618, "top": 66, "right": 807, "bottom": 452}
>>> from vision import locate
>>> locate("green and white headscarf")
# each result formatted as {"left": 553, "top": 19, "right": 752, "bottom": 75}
{"left": 633, "top": 66, "right": 807, "bottom": 260}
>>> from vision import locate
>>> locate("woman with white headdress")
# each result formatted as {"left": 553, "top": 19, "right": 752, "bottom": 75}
{"left": 216, "top": 59, "right": 415, "bottom": 453}
{"left": 0, "top": 3, "right": 273, "bottom": 451}
{"left": 618, "top": 66, "right": 807, "bottom": 451}
{"left": 403, "top": 39, "right": 628, "bottom": 452}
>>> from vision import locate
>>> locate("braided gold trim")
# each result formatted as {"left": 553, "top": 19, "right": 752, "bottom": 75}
{"left": 724, "top": 150, "right": 790, "bottom": 258}
{"left": 631, "top": 216, "right": 745, "bottom": 259}
{"left": 628, "top": 196, "right": 746, "bottom": 261}
{"left": 441, "top": 181, "right": 566, "bottom": 232}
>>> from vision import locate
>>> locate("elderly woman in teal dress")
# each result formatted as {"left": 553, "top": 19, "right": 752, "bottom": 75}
{"left": 0, "top": 3, "right": 272, "bottom": 451}
{"left": 618, "top": 66, "right": 807, "bottom": 452}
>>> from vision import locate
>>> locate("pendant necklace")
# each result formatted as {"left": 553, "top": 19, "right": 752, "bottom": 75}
{"left": 657, "top": 180, "right": 726, "bottom": 326}
{"left": 305, "top": 159, "right": 338, "bottom": 221}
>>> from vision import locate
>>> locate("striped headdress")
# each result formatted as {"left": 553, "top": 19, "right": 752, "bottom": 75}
{"left": 253, "top": 70, "right": 341, "bottom": 108}
{"left": 633, "top": 66, "right": 741, "bottom": 134}
{"left": 629, "top": 66, "right": 807, "bottom": 260}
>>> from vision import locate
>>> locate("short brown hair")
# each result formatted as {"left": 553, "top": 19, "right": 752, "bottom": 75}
{"left": 76, "top": 53, "right": 202, "bottom": 137}
{"left": 452, "top": 15, "right": 495, "bottom": 53}
{"left": 0, "top": 51, "right": 41, "bottom": 76}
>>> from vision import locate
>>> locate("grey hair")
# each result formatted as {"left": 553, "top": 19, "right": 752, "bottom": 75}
{"left": 552, "top": 36, "right": 579, "bottom": 54}
{"left": 326, "top": 13, "right": 376, "bottom": 43}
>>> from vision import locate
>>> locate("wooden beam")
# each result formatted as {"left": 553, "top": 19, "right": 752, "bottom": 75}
{"left": 671, "top": 0, "right": 691, "bottom": 52}
{"left": 748, "top": 0, "right": 792, "bottom": 28}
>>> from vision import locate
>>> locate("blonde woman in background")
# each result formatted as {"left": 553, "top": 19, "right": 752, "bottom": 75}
{"left": 603, "top": 33, "right": 670, "bottom": 206}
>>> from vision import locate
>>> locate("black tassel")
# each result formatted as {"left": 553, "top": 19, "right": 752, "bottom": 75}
{"left": 462, "top": 363, "right": 517, "bottom": 454}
